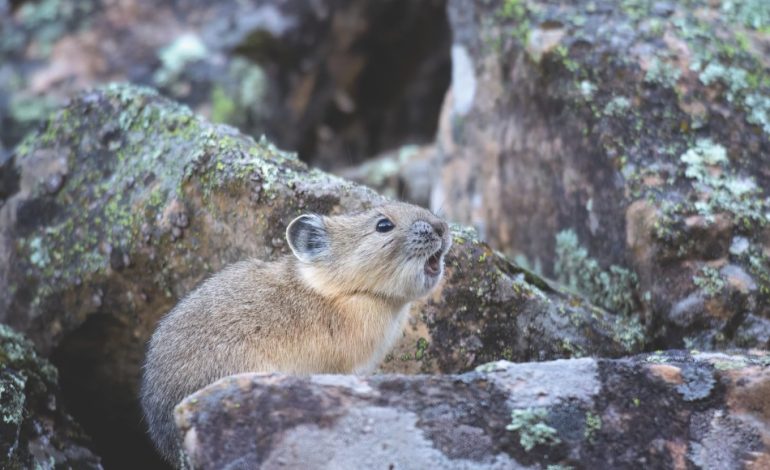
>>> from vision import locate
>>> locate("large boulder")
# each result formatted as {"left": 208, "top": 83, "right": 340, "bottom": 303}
{"left": 0, "top": 0, "right": 450, "bottom": 167}
{"left": 435, "top": 0, "right": 770, "bottom": 349}
{"left": 0, "top": 324, "right": 101, "bottom": 469}
{"left": 0, "top": 84, "right": 640, "bottom": 466}
{"left": 176, "top": 351, "right": 770, "bottom": 469}
{"left": 339, "top": 144, "right": 437, "bottom": 208}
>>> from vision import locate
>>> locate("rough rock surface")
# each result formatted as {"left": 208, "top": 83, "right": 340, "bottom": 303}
{"left": 0, "top": 0, "right": 450, "bottom": 167}
{"left": 436, "top": 0, "right": 770, "bottom": 349}
{"left": 384, "top": 225, "right": 644, "bottom": 374}
{"left": 0, "top": 325, "right": 101, "bottom": 469}
{"left": 0, "top": 84, "right": 640, "bottom": 466}
{"left": 339, "top": 144, "right": 436, "bottom": 208}
{"left": 176, "top": 351, "right": 770, "bottom": 470}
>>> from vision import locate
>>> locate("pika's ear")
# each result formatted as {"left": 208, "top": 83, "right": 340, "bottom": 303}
{"left": 286, "top": 214, "right": 329, "bottom": 262}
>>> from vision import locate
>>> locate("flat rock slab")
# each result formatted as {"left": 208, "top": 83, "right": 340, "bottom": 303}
{"left": 176, "top": 351, "right": 770, "bottom": 469}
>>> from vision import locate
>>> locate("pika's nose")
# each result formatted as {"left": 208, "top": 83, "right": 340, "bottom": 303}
{"left": 413, "top": 220, "right": 435, "bottom": 237}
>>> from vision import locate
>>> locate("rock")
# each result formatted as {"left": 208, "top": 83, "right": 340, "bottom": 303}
{"left": 721, "top": 264, "right": 757, "bottom": 295}
{"left": 175, "top": 351, "right": 770, "bottom": 469}
{"left": 384, "top": 226, "right": 644, "bottom": 374}
{"left": 0, "top": 84, "right": 641, "bottom": 466}
{"left": 0, "top": 324, "right": 102, "bottom": 469}
{"left": 435, "top": 0, "right": 770, "bottom": 349}
{"left": 735, "top": 315, "right": 770, "bottom": 348}
{"left": 0, "top": 152, "right": 19, "bottom": 204}
{"left": 0, "top": 0, "right": 450, "bottom": 168}
{"left": 338, "top": 144, "right": 436, "bottom": 208}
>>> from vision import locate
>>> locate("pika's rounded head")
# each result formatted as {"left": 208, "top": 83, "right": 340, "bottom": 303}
{"left": 286, "top": 202, "right": 451, "bottom": 302}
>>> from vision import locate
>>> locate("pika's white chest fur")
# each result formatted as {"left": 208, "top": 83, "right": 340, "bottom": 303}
{"left": 352, "top": 304, "right": 411, "bottom": 374}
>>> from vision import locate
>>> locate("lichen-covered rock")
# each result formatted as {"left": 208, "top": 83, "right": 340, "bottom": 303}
{"left": 436, "top": 0, "right": 770, "bottom": 349}
{"left": 176, "top": 351, "right": 770, "bottom": 469}
{"left": 0, "top": 84, "right": 639, "bottom": 465}
{"left": 0, "top": 324, "right": 101, "bottom": 469}
{"left": 0, "top": 0, "right": 449, "bottom": 167}
{"left": 0, "top": 83, "right": 381, "bottom": 467}
{"left": 339, "top": 144, "right": 436, "bottom": 208}
{"left": 384, "top": 226, "right": 644, "bottom": 374}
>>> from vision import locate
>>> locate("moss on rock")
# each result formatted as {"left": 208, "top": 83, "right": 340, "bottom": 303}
{"left": 0, "top": 325, "right": 100, "bottom": 469}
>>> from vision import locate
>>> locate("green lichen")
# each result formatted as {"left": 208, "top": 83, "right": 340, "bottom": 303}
{"left": 0, "top": 326, "right": 58, "bottom": 384}
{"left": 608, "top": 315, "right": 645, "bottom": 352}
{"left": 500, "top": 0, "right": 526, "bottom": 20}
{"left": 645, "top": 351, "right": 669, "bottom": 363}
{"left": 584, "top": 411, "right": 602, "bottom": 443}
{"left": 644, "top": 57, "right": 680, "bottom": 88}
{"left": 27, "top": 237, "right": 51, "bottom": 269}
{"left": 154, "top": 33, "right": 208, "bottom": 86}
{"left": 15, "top": 83, "right": 304, "bottom": 313}
{"left": 578, "top": 80, "right": 597, "bottom": 100}
{"left": 475, "top": 361, "right": 505, "bottom": 373}
{"left": 0, "top": 372, "right": 26, "bottom": 426}
{"left": 506, "top": 407, "right": 561, "bottom": 452}
{"left": 553, "top": 45, "right": 579, "bottom": 73}
{"left": 210, "top": 86, "right": 237, "bottom": 124}
{"left": 12, "top": 0, "right": 94, "bottom": 56}
{"left": 554, "top": 229, "right": 639, "bottom": 315}
{"left": 697, "top": 60, "right": 770, "bottom": 134}
{"left": 9, "top": 94, "right": 59, "bottom": 125}
{"left": 603, "top": 96, "right": 631, "bottom": 116}
{"left": 693, "top": 266, "right": 725, "bottom": 297}
{"left": 209, "top": 58, "right": 268, "bottom": 127}
{"left": 665, "top": 4, "right": 770, "bottom": 148}
{"left": 680, "top": 139, "right": 728, "bottom": 178}
{"left": 0, "top": 325, "right": 59, "bottom": 431}
{"left": 414, "top": 337, "right": 429, "bottom": 361}
{"left": 744, "top": 249, "right": 770, "bottom": 297}
{"left": 230, "top": 58, "right": 267, "bottom": 110}
{"left": 721, "top": 0, "right": 770, "bottom": 30}
{"left": 554, "top": 230, "right": 645, "bottom": 350}
{"left": 498, "top": 0, "right": 531, "bottom": 43}
{"left": 450, "top": 223, "right": 480, "bottom": 247}
{"left": 679, "top": 139, "right": 767, "bottom": 227}
{"left": 713, "top": 359, "right": 748, "bottom": 370}
{"left": 745, "top": 93, "right": 770, "bottom": 134}
{"left": 699, "top": 62, "right": 749, "bottom": 103}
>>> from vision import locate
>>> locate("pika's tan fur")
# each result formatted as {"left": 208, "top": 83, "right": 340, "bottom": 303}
{"left": 140, "top": 202, "right": 450, "bottom": 465}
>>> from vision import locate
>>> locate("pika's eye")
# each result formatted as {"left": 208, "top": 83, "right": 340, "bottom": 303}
{"left": 376, "top": 218, "right": 395, "bottom": 233}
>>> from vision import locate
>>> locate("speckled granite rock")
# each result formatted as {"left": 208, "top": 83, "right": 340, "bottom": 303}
{"left": 0, "top": 84, "right": 640, "bottom": 466}
{"left": 435, "top": 0, "right": 770, "bottom": 349}
{"left": 176, "top": 351, "right": 770, "bottom": 469}
{"left": 0, "top": 324, "right": 101, "bottom": 469}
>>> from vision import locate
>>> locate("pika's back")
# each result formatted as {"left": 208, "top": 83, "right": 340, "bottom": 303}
{"left": 141, "top": 202, "right": 451, "bottom": 466}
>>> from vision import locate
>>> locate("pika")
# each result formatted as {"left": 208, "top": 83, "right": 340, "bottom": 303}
{"left": 140, "top": 202, "right": 451, "bottom": 465}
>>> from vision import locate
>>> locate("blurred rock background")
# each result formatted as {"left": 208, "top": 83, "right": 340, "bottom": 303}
{"left": 1, "top": 0, "right": 769, "bottom": 469}
{"left": 0, "top": 0, "right": 450, "bottom": 170}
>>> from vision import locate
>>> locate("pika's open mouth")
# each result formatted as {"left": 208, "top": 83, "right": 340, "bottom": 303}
{"left": 424, "top": 249, "right": 443, "bottom": 277}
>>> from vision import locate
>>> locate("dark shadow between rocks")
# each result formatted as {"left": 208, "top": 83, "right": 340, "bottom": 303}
{"left": 52, "top": 313, "right": 171, "bottom": 470}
